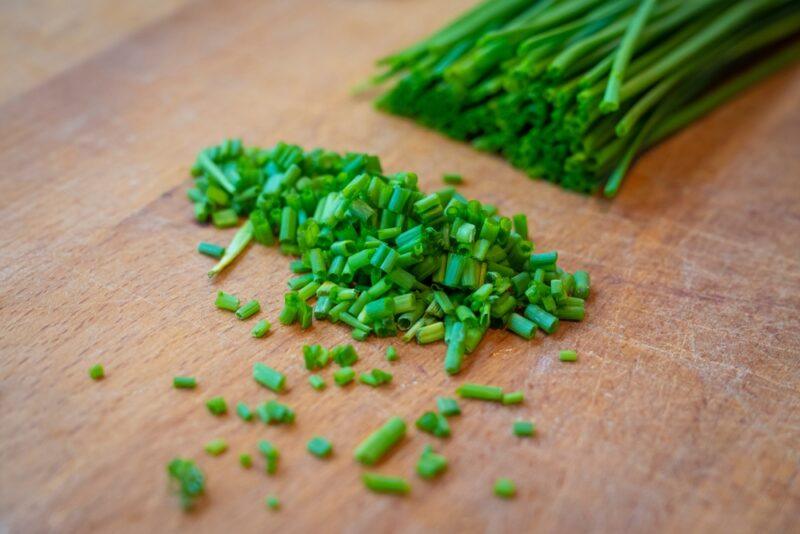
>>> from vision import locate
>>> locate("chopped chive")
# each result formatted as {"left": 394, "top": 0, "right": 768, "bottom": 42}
{"left": 88, "top": 364, "right": 104, "bottom": 380}
{"left": 307, "top": 436, "right": 333, "bottom": 458}
{"left": 354, "top": 416, "right": 407, "bottom": 465}
{"left": 235, "top": 299, "right": 260, "bottom": 320}
{"left": 214, "top": 291, "right": 239, "bottom": 312}
{"left": 205, "top": 396, "right": 227, "bottom": 415}
{"left": 167, "top": 458, "right": 205, "bottom": 510}
{"left": 333, "top": 367, "right": 355, "bottom": 386}
{"left": 207, "top": 221, "right": 253, "bottom": 278}
{"left": 573, "top": 271, "right": 590, "bottom": 299}
{"left": 258, "top": 440, "right": 280, "bottom": 475}
{"left": 436, "top": 397, "right": 461, "bottom": 417}
{"left": 417, "top": 445, "right": 448, "bottom": 480}
{"left": 362, "top": 473, "right": 410, "bottom": 495}
{"left": 265, "top": 495, "right": 280, "bottom": 510}
{"left": 256, "top": 400, "right": 295, "bottom": 425}
{"left": 212, "top": 209, "right": 239, "bottom": 228}
{"left": 332, "top": 344, "right": 358, "bottom": 367}
{"left": 359, "top": 369, "right": 393, "bottom": 387}
{"left": 513, "top": 420, "right": 536, "bottom": 437}
{"left": 494, "top": 478, "right": 516, "bottom": 499}
{"left": 385, "top": 346, "right": 398, "bottom": 362}
{"left": 442, "top": 173, "right": 463, "bottom": 185}
{"left": 416, "top": 412, "right": 450, "bottom": 438}
{"left": 559, "top": 349, "right": 578, "bottom": 362}
{"left": 239, "top": 453, "right": 253, "bottom": 468}
{"left": 204, "top": 438, "right": 228, "bottom": 456}
{"left": 253, "top": 363, "right": 286, "bottom": 393}
{"left": 236, "top": 402, "right": 253, "bottom": 422}
{"left": 456, "top": 383, "right": 503, "bottom": 402}
{"left": 197, "top": 242, "right": 225, "bottom": 258}
{"left": 507, "top": 313, "right": 537, "bottom": 340}
{"left": 309, "top": 374, "right": 326, "bottom": 390}
{"left": 417, "top": 322, "right": 445, "bottom": 344}
{"left": 173, "top": 376, "right": 197, "bottom": 389}
{"left": 502, "top": 391, "right": 524, "bottom": 405}
{"left": 251, "top": 319, "right": 271, "bottom": 338}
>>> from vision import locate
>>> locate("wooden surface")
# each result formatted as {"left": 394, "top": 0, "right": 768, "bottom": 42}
{"left": 1, "top": 0, "right": 799, "bottom": 532}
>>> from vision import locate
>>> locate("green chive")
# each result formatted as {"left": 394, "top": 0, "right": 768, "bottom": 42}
{"left": 265, "top": 495, "right": 280, "bottom": 510}
{"left": 239, "top": 453, "right": 253, "bottom": 468}
{"left": 235, "top": 299, "right": 260, "bottom": 320}
{"left": 173, "top": 376, "right": 197, "bottom": 389}
{"left": 212, "top": 209, "right": 238, "bottom": 228}
{"left": 359, "top": 369, "right": 393, "bottom": 387}
{"left": 332, "top": 344, "right": 358, "bottom": 367}
{"left": 204, "top": 438, "right": 228, "bottom": 456}
{"left": 236, "top": 402, "right": 253, "bottom": 422}
{"left": 513, "top": 420, "right": 536, "bottom": 437}
{"left": 88, "top": 364, "right": 104, "bottom": 380}
{"left": 456, "top": 383, "right": 503, "bottom": 402}
{"left": 253, "top": 363, "right": 286, "bottom": 393}
{"left": 442, "top": 173, "right": 463, "bottom": 185}
{"left": 208, "top": 221, "right": 253, "bottom": 278}
{"left": 559, "top": 349, "right": 578, "bottom": 362}
{"left": 362, "top": 473, "right": 410, "bottom": 495}
{"left": 573, "top": 271, "right": 590, "bottom": 299}
{"left": 307, "top": 436, "right": 333, "bottom": 458}
{"left": 354, "top": 416, "right": 407, "bottom": 465}
{"left": 251, "top": 319, "right": 271, "bottom": 338}
{"left": 417, "top": 445, "right": 448, "bottom": 480}
{"left": 386, "top": 346, "right": 398, "bottom": 362}
{"left": 309, "top": 374, "right": 326, "bottom": 390}
{"left": 198, "top": 242, "right": 225, "bottom": 258}
{"left": 502, "top": 391, "right": 524, "bottom": 405}
{"left": 494, "top": 478, "right": 516, "bottom": 499}
{"left": 256, "top": 400, "right": 295, "bottom": 425}
{"left": 215, "top": 291, "right": 239, "bottom": 312}
{"left": 436, "top": 397, "right": 461, "bottom": 417}
{"left": 333, "top": 367, "right": 355, "bottom": 386}
{"left": 258, "top": 440, "right": 280, "bottom": 474}
{"left": 167, "top": 458, "right": 205, "bottom": 510}
{"left": 416, "top": 412, "right": 450, "bottom": 438}
{"left": 205, "top": 396, "right": 227, "bottom": 415}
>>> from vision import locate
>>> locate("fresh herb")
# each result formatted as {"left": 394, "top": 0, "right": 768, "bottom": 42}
{"left": 205, "top": 396, "right": 227, "bottom": 415}
{"left": 307, "top": 436, "right": 333, "bottom": 458}
{"left": 235, "top": 299, "right": 260, "bottom": 320}
{"left": 359, "top": 368, "right": 393, "bottom": 387}
{"left": 258, "top": 440, "right": 280, "bottom": 475}
{"left": 354, "top": 416, "right": 407, "bottom": 465}
{"left": 167, "top": 458, "right": 205, "bottom": 510}
{"left": 236, "top": 402, "right": 253, "bottom": 422}
{"left": 502, "top": 391, "right": 524, "bottom": 405}
{"left": 442, "top": 173, "right": 463, "bottom": 185}
{"left": 251, "top": 319, "right": 271, "bottom": 338}
{"left": 385, "top": 346, "right": 398, "bottom": 362}
{"left": 204, "top": 438, "right": 228, "bottom": 456}
{"left": 173, "top": 376, "right": 197, "bottom": 389}
{"left": 239, "top": 453, "right": 253, "bottom": 468}
{"left": 456, "top": 383, "right": 504, "bottom": 402}
{"left": 198, "top": 242, "right": 225, "bottom": 258}
{"left": 362, "top": 473, "right": 410, "bottom": 495}
{"left": 265, "top": 495, "right": 281, "bottom": 510}
{"left": 214, "top": 291, "right": 239, "bottom": 312}
{"left": 417, "top": 445, "right": 447, "bottom": 479}
{"left": 436, "top": 397, "right": 461, "bottom": 417}
{"left": 494, "top": 477, "right": 516, "bottom": 499}
{"left": 560, "top": 349, "right": 578, "bottom": 362}
{"left": 309, "top": 374, "right": 326, "bottom": 390}
{"left": 513, "top": 420, "right": 536, "bottom": 437}
{"left": 416, "top": 412, "right": 450, "bottom": 438}
{"left": 255, "top": 400, "right": 295, "bottom": 425}
{"left": 88, "top": 364, "right": 105, "bottom": 381}
{"left": 253, "top": 363, "right": 286, "bottom": 393}
{"left": 333, "top": 367, "right": 355, "bottom": 387}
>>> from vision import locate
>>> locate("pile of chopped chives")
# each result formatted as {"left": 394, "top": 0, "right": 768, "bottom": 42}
{"left": 188, "top": 140, "right": 591, "bottom": 375}
{"left": 368, "top": 0, "right": 800, "bottom": 196}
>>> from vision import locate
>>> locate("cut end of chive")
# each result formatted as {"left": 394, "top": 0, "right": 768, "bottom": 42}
{"left": 307, "top": 436, "right": 333, "bottom": 459}
{"left": 204, "top": 438, "right": 228, "bottom": 456}
{"left": 362, "top": 473, "right": 410, "bottom": 495}
{"left": 173, "top": 376, "right": 197, "bottom": 389}
{"left": 513, "top": 420, "right": 536, "bottom": 437}
{"left": 88, "top": 364, "right": 104, "bottom": 381}
{"left": 559, "top": 349, "right": 578, "bottom": 362}
{"left": 205, "top": 396, "right": 227, "bottom": 416}
{"left": 265, "top": 495, "right": 280, "bottom": 510}
{"left": 494, "top": 478, "right": 516, "bottom": 499}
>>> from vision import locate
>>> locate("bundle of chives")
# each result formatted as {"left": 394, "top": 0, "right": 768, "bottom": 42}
{"left": 189, "top": 140, "right": 590, "bottom": 374}
{"left": 368, "top": 0, "right": 800, "bottom": 197}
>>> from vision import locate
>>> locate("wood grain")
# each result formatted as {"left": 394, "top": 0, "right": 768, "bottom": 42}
{"left": 0, "top": 0, "right": 798, "bottom": 532}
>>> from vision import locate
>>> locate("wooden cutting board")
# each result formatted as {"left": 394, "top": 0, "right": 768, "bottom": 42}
{"left": 1, "top": 0, "right": 798, "bottom": 532}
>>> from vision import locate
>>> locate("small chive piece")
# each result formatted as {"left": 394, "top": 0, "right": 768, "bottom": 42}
{"left": 251, "top": 319, "right": 270, "bottom": 338}
{"left": 88, "top": 364, "right": 104, "bottom": 380}
{"left": 256, "top": 400, "right": 295, "bottom": 425}
{"left": 204, "top": 438, "right": 228, "bottom": 456}
{"left": 239, "top": 453, "right": 253, "bottom": 468}
{"left": 167, "top": 458, "right": 205, "bottom": 510}
{"left": 236, "top": 402, "right": 253, "bottom": 422}
{"left": 331, "top": 344, "right": 358, "bottom": 366}
{"left": 442, "top": 173, "right": 463, "bottom": 185}
{"left": 265, "top": 495, "right": 280, "bottom": 510}
{"left": 494, "top": 478, "right": 516, "bottom": 499}
{"left": 362, "top": 473, "right": 410, "bottom": 495}
{"left": 235, "top": 299, "right": 260, "bottom": 320}
{"left": 205, "top": 396, "right": 227, "bottom": 415}
{"left": 307, "top": 436, "right": 333, "bottom": 458}
{"left": 359, "top": 369, "right": 393, "bottom": 387}
{"left": 386, "top": 346, "right": 398, "bottom": 362}
{"left": 258, "top": 440, "right": 280, "bottom": 475}
{"left": 559, "top": 349, "right": 578, "bottom": 362}
{"left": 215, "top": 291, "right": 239, "bottom": 312}
{"left": 253, "top": 362, "right": 286, "bottom": 393}
{"left": 173, "top": 376, "right": 197, "bottom": 389}
{"left": 309, "top": 374, "right": 326, "bottom": 390}
{"left": 513, "top": 420, "right": 536, "bottom": 437}
{"left": 417, "top": 445, "right": 448, "bottom": 479}
{"left": 436, "top": 397, "right": 461, "bottom": 417}
{"left": 354, "top": 416, "right": 407, "bottom": 465}
{"left": 456, "top": 383, "right": 503, "bottom": 402}
{"left": 416, "top": 412, "right": 450, "bottom": 438}
{"left": 333, "top": 367, "right": 355, "bottom": 386}
{"left": 198, "top": 242, "right": 225, "bottom": 258}
{"left": 502, "top": 391, "right": 524, "bottom": 405}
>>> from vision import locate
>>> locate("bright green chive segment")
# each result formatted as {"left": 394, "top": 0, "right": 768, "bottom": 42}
{"left": 256, "top": 400, "right": 295, "bottom": 425}
{"left": 513, "top": 421, "right": 536, "bottom": 437}
{"left": 258, "top": 440, "right": 280, "bottom": 475}
{"left": 416, "top": 412, "right": 450, "bottom": 438}
{"left": 502, "top": 391, "right": 524, "bottom": 405}
{"left": 417, "top": 445, "right": 447, "bottom": 480}
{"left": 559, "top": 350, "right": 578, "bottom": 362}
{"left": 88, "top": 364, "right": 104, "bottom": 380}
{"left": 236, "top": 402, "right": 253, "bottom": 422}
{"left": 167, "top": 458, "right": 205, "bottom": 510}
{"left": 385, "top": 346, "right": 398, "bottom": 362}
{"left": 442, "top": 173, "right": 463, "bottom": 185}
{"left": 333, "top": 367, "right": 355, "bottom": 387}
{"left": 205, "top": 396, "right": 227, "bottom": 415}
{"left": 198, "top": 242, "right": 225, "bottom": 259}
{"left": 239, "top": 453, "right": 253, "bottom": 469}
{"left": 307, "top": 436, "right": 333, "bottom": 458}
{"left": 494, "top": 478, "right": 516, "bottom": 499}
{"left": 235, "top": 299, "right": 260, "bottom": 320}
{"left": 309, "top": 374, "right": 326, "bottom": 390}
{"left": 369, "top": 3, "right": 798, "bottom": 197}
{"left": 204, "top": 438, "right": 228, "bottom": 456}
{"left": 214, "top": 291, "right": 239, "bottom": 312}
{"left": 265, "top": 495, "right": 280, "bottom": 510}
{"left": 188, "top": 141, "right": 591, "bottom": 376}
{"left": 173, "top": 376, "right": 197, "bottom": 389}
{"left": 362, "top": 473, "right": 410, "bottom": 495}
{"left": 253, "top": 363, "right": 286, "bottom": 393}
{"left": 354, "top": 416, "right": 407, "bottom": 466}
{"left": 359, "top": 369, "right": 393, "bottom": 387}
{"left": 456, "top": 383, "right": 503, "bottom": 402}
{"left": 436, "top": 397, "right": 461, "bottom": 417}
{"left": 251, "top": 319, "right": 271, "bottom": 338}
